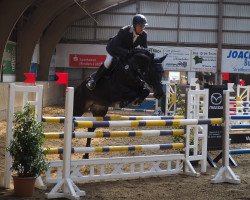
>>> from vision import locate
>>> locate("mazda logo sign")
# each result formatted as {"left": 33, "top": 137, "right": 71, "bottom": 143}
{"left": 211, "top": 93, "right": 222, "bottom": 105}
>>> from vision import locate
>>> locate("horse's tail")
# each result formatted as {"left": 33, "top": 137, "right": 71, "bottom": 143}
{"left": 73, "top": 80, "right": 89, "bottom": 116}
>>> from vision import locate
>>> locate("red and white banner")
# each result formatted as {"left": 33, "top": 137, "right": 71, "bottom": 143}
{"left": 69, "top": 54, "right": 106, "bottom": 68}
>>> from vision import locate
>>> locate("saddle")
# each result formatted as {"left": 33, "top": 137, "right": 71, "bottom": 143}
{"left": 88, "top": 57, "right": 120, "bottom": 80}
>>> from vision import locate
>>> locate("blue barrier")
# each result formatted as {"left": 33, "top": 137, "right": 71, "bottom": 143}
{"left": 229, "top": 149, "right": 250, "bottom": 155}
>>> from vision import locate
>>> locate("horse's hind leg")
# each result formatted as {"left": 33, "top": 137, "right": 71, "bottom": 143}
{"left": 83, "top": 105, "right": 109, "bottom": 159}
{"left": 90, "top": 104, "right": 109, "bottom": 116}
{"left": 83, "top": 128, "right": 95, "bottom": 159}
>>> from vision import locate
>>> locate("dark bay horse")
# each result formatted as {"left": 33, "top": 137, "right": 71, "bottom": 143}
{"left": 73, "top": 49, "right": 167, "bottom": 158}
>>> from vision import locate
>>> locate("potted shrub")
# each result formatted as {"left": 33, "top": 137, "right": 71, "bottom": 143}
{"left": 7, "top": 103, "right": 48, "bottom": 197}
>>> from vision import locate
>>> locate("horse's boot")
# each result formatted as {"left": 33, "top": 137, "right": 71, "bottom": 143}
{"left": 86, "top": 64, "right": 108, "bottom": 90}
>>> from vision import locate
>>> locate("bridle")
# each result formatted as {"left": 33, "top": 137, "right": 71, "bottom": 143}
{"left": 128, "top": 53, "right": 151, "bottom": 82}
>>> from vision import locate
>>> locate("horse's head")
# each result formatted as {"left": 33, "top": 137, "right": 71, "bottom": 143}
{"left": 128, "top": 49, "right": 166, "bottom": 99}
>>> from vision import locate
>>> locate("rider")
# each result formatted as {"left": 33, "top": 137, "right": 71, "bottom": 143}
{"left": 86, "top": 14, "right": 148, "bottom": 90}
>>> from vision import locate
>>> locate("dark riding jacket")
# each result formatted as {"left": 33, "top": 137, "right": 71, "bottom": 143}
{"left": 106, "top": 25, "right": 148, "bottom": 59}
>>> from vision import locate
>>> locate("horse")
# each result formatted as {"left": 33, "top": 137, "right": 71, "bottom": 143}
{"left": 73, "top": 48, "right": 167, "bottom": 158}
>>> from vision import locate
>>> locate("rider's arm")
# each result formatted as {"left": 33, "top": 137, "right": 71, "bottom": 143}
{"left": 109, "top": 28, "right": 130, "bottom": 58}
{"left": 140, "top": 31, "right": 148, "bottom": 48}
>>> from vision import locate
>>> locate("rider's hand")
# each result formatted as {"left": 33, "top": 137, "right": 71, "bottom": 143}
{"left": 124, "top": 50, "right": 134, "bottom": 61}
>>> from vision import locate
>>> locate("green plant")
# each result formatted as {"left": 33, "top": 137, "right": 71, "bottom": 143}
{"left": 7, "top": 103, "right": 48, "bottom": 177}
{"left": 176, "top": 87, "right": 185, "bottom": 116}
{"left": 172, "top": 87, "right": 194, "bottom": 145}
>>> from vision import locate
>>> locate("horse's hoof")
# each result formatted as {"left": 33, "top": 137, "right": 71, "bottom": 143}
{"left": 59, "top": 154, "right": 63, "bottom": 160}
{"left": 83, "top": 154, "right": 89, "bottom": 159}
{"left": 153, "top": 110, "right": 162, "bottom": 116}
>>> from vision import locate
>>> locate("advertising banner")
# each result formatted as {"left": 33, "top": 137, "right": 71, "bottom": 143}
{"left": 230, "top": 134, "right": 250, "bottom": 144}
{"left": 222, "top": 49, "right": 250, "bottom": 73}
{"left": 2, "top": 41, "right": 16, "bottom": 74}
{"left": 163, "top": 47, "right": 191, "bottom": 71}
{"left": 57, "top": 44, "right": 220, "bottom": 73}
{"left": 148, "top": 46, "right": 164, "bottom": 58}
{"left": 191, "top": 48, "right": 217, "bottom": 73}
{"left": 48, "top": 51, "right": 56, "bottom": 81}
{"left": 205, "top": 85, "right": 226, "bottom": 150}
{"left": 69, "top": 54, "right": 106, "bottom": 68}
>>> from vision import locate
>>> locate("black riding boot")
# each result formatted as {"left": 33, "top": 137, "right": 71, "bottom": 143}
{"left": 86, "top": 64, "right": 108, "bottom": 90}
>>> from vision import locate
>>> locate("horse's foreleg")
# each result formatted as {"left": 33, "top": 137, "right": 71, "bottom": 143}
{"left": 83, "top": 105, "right": 108, "bottom": 159}
{"left": 134, "top": 87, "right": 150, "bottom": 105}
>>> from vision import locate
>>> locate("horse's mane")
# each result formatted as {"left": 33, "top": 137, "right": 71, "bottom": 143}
{"left": 128, "top": 48, "right": 154, "bottom": 69}
{"left": 132, "top": 48, "right": 154, "bottom": 60}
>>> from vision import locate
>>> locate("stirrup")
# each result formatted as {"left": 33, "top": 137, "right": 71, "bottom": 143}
{"left": 86, "top": 79, "right": 96, "bottom": 90}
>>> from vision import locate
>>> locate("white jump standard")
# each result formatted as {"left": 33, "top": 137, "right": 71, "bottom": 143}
{"left": 45, "top": 87, "right": 221, "bottom": 200}
{"left": 211, "top": 90, "right": 241, "bottom": 184}
{"left": 2, "top": 84, "right": 229, "bottom": 200}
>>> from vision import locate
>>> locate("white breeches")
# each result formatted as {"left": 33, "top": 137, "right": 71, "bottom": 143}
{"left": 104, "top": 53, "right": 113, "bottom": 68}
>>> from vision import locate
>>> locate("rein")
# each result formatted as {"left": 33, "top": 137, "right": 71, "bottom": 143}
{"left": 127, "top": 61, "right": 147, "bottom": 83}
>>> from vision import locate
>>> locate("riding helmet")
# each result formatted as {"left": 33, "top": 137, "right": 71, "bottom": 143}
{"left": 133, "top": 14, "right": 148, "bottom": 27}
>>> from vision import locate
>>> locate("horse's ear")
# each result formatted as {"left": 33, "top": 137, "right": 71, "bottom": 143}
{"left": 154, "top": 54, "right": 168, "bottom": 63}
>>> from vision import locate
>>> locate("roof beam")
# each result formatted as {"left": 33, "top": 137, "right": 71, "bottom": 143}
{"left": 0, "top": 0, "right": 36, "bottom": 72}
{"left": 15, "top": 0, "right": 74, "bottom": 81}
{"left": 38, "top": 0, "right": 134, "bottom": 80}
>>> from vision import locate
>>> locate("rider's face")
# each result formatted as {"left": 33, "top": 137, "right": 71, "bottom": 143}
{"left": 135, "top": 24, "right": 145, "bottom": 34}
